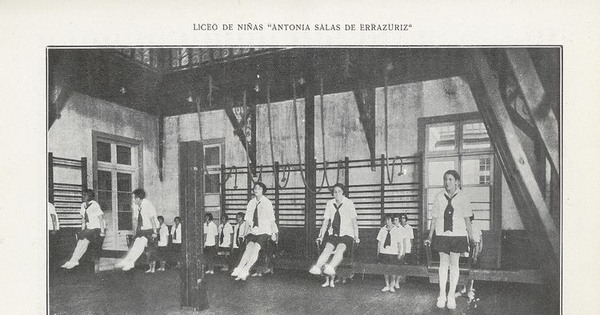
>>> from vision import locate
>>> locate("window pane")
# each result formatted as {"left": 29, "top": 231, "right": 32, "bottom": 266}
{"left": 97, "top": 191, "right": 113, "bottom": 213}
{"left": 427, "top": 160, "right": 456, "bottom": 186}
{"left": 461, "top": 186, "right": 491, "bottom": 231}
{"left": 98, "top": 170, "right": 112, "bottom": 190}
{"left": 205, "top": 146, "right": 220, "bottom": 166}
{"left": 117, "top": 192, "right": 132, "bottom": 212}
{"left": 118, "top": 192, "right": 132, "bottom": 230}
{"left": 97, "top": 141, "right": 111, "bottom": 162}
{"left": 117, "top": 173, "right": 132, "bottom": 192}
{"left": 462, "top": 157, "right": 492, "bottom": 185}
{"left": 205, "top": 174, "right": 220, "bottom": 193}
{"left": 118, "top": 212, "right": 133, "bottom": 230}
{"left": 427, "top": 124, "right": 456, "bottom": 152}
{"left": 462, "top": 122, "right": 490, "bottom": 150}
{"left": 116, "top": 145, "right": 131, "bottom": 165}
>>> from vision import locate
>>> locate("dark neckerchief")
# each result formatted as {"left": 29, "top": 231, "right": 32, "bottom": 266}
{"left": 383, "top": 225, "right": 393, "bottom": 248}
{"left": 332, "top": 201, "right": 343, "bottom": 236}
{"left": 443, "top": 191, "right": 458, "bottom": 232}
{"left": 253, "top": 197, "right": 262, "bottom": 228}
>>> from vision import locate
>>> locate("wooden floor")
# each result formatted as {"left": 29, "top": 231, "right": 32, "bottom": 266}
{"left": 49, "top": 265, "right": 558, "bottom": 315}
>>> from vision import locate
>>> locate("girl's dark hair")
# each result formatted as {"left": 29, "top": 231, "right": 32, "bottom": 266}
{"left": 205, "top": 213, "right": 213, "bottom": 221}
{"left": 331, "top": 183, "right": 346, "bottom": 196}
{"left": 132, "top": 188, "right": 146, "bottom": 199}
{"left": 400, "top": 214, "right": 408, "bottom": 221}
{"left": 83, "top": 189, "right": 95, "bottom": 200}
{"left": 157, "top": 216, "right": 164, "bottom": 221}
{"left": 253, "top": 182, "right": 268, "bottom": 194}
{"left": 443, "top": 170, "right": 461, "bottom": 181}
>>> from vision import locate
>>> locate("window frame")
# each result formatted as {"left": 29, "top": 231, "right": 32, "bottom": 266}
{"left": 202, "top": 138, "right": 225, "bottom": 195}
{"left": 418, "top": 112, "right": 502, "bottom": 234}
{"left": 92, "top": 131, "right": 143, "bottom": 245}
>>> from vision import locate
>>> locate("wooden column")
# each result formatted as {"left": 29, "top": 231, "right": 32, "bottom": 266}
{"left": 466, "top": 50, "right": 559, "bottom": 277}
{"left": 505, "top": 49, "right": 560, "bottom": 176}
{"left": 179, "top": 141, "right": 208, "bottom": 311}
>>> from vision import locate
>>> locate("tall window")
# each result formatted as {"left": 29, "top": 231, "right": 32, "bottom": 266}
{"left": 202, "top": 139, "right": 225, "bottom": 221}
{"left": 94, "top": 135, "right": 140, "bottom": 239}
{"left": 424, "top": 118, "right": 493, "bottom": 232}
{"left": 203, "top": 143, "right": 222, "bottom": 194}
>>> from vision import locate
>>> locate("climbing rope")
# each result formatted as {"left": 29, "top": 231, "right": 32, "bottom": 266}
{"left": 317, "top": 77, "right": 333, "bottom": 191}
{"left": 265, "top": 82, "right": 289, "bottom": 189}
{"left": 279, "top": 163, "right": 292, "bottom": 188}
{"left": 194, "top": 95, "right": 231, "bottom": 186}
{"left": 382, "top": 63, "right": 404, "bottom": 184}
{"left": 240, "top": 89, "right": 260, "bottom": 186}
{"left": 291, "top": 80, "right": 334, "bottom": 194}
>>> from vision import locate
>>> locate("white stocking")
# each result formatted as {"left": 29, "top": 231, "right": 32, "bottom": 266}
{"left": 69, "top": 239, "right": 90, "bottom": 263}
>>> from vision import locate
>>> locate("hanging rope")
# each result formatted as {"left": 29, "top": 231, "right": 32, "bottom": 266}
{"left": 382, "top": 63, "right": 404, "bottom": 184}
{"left": 194, "top": 96, "right": 231, "bottom": 186}
{"left": 231, "top": 165, "right": 239, "bottom": 189}
{"left": 265, "top": 82, "right": 287, "bottom": 189}
{"left": 190, "top": 74, "right": 233, "bottom": 187}
{"left": 256, "top": 164, "right": 264, "bottom": 183}
{"left": 291, "top": 81, "right": 331, "bottom": 194}
{"left": 266, "top": 83, "right": 277, "bottom": 171}
{"left": 335, "top": 159, "right": 343, "bottom": 184}
{"left": 317, "top": 77, "right": 333, "bottom": 192}
{"left": 240, "top": 90, "right": 260, "bottom": 186}
{"left": 385, "top": 156, "right": 404, "bottom": 183}
{"left": 279, "top": 163, "right": 292, "bottom": 188}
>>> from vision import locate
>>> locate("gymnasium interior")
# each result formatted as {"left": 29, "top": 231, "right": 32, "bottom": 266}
{"left": 47, "top": 47, "right": 560, "bottom": 314}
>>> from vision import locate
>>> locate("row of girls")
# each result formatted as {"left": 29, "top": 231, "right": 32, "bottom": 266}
{"left": 60, "top": 189, "right": 183, "bottom": 272}
{"left": 199, "top": 170, "right": 478, "bottom": 310}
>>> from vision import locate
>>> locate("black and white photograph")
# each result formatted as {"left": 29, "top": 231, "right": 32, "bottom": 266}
{"left": 46, "top": 47, "right": 560, "bottom": 314}
{"left": 1, "top": 1, "right": 598, "bottom": 314}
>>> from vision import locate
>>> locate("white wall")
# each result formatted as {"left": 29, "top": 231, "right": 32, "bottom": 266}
{"left": 48, "top": 92, "right": 162, "bottom": 249}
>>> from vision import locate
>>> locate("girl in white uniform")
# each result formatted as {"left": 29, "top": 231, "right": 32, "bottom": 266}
{"left": 376, "top": 214, "right": 403, "bottom": 292}
{"left": 116, "top": 189, "right": 159, "bottom": 271}
{"left": 203, "top": 213, "right": 218, "bottom": 274}
{"left": 217, "top": 214, "right": 234, "bottom": 271}
{"left": 147, "top": 215, "right": 169, "bottom": 272}
{"left": 170, "top": 216, "right": 182, "bottom": 268}
{"left": 425, "top": 170, "right": 474, "bottom": 310}
{"left": 62, "top": 189, "right": 105, "bottom": 269}
{"left": 310, "top": 183, "right": 360, "bottom": 281}
{"left": 231, "top": 182, "right": 278, "bottom": 281}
